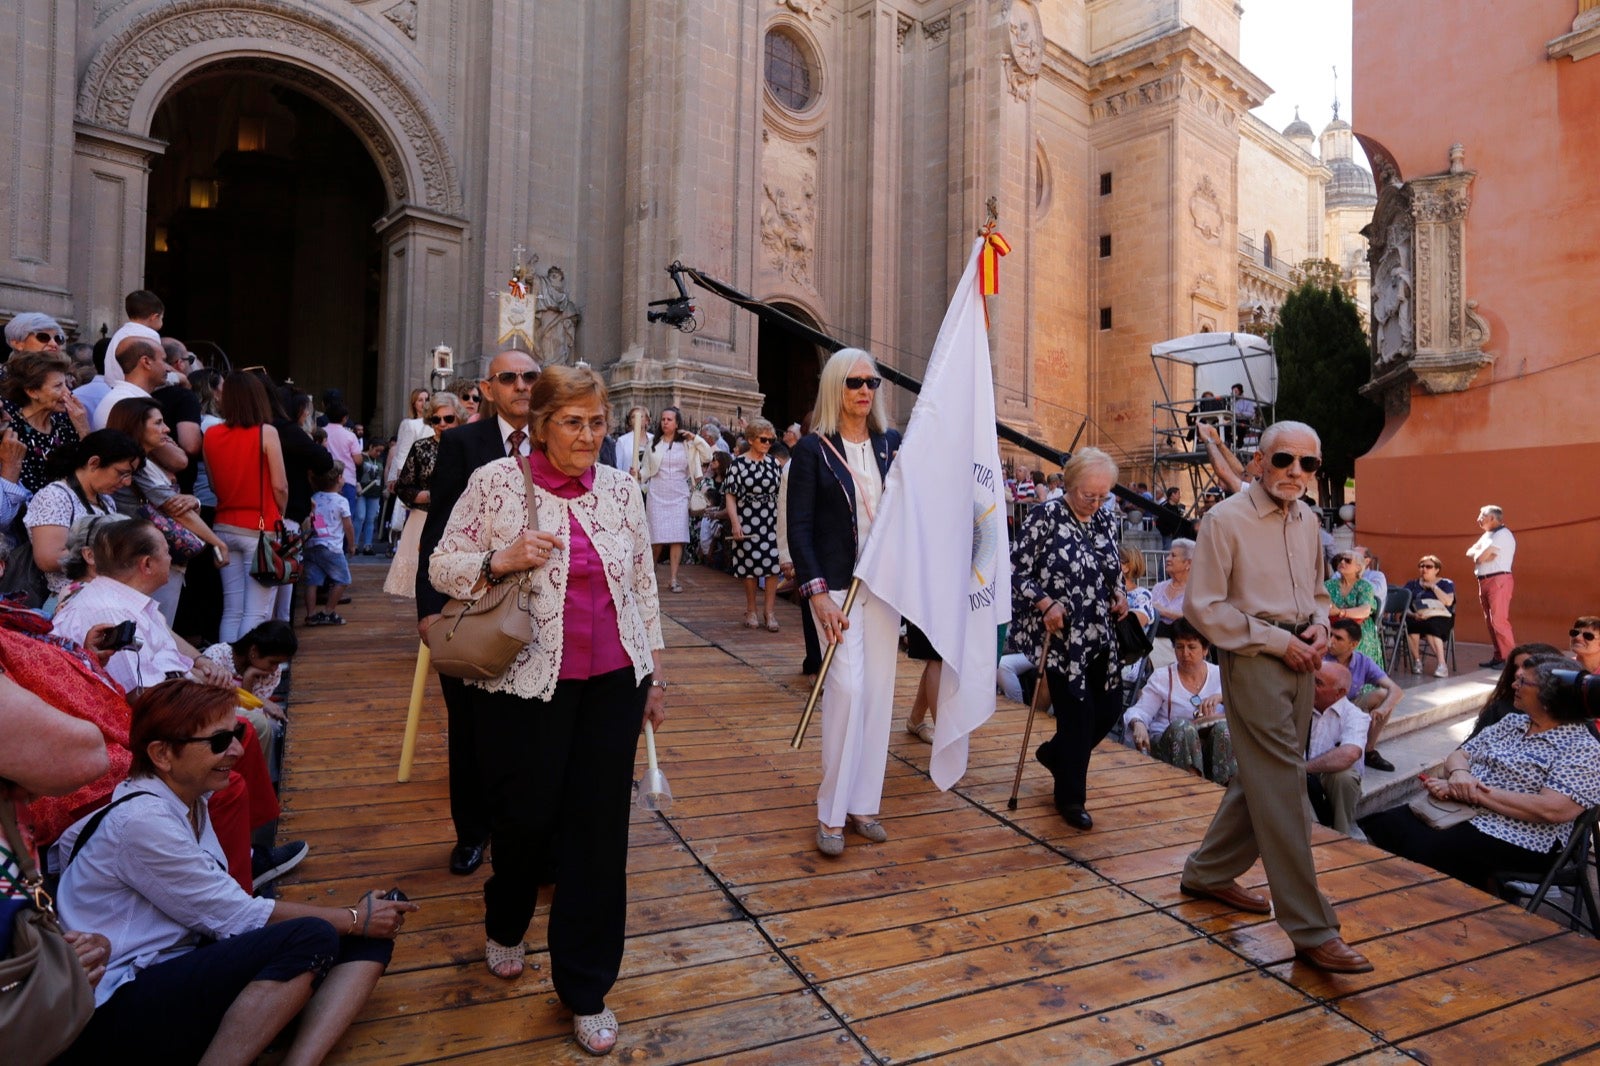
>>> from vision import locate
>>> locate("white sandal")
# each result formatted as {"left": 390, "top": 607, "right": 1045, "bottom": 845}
{"left": 485, "top": 938, "right": 525, "bottom": 980}
{"left": 574, "top": 1008, "right": 619, "bottom": 1056}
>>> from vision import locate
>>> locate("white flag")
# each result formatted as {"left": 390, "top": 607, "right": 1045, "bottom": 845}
{"left": 855, "top": 237, "right": 1011, "bottom": 790}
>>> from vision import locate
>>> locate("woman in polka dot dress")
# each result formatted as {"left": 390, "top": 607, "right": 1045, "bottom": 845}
{"left": 724, "top": 417, "right": 784, "bottom": 630}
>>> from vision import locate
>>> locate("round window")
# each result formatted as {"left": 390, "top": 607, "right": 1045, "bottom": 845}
{"left": 764, "top": 29, "right": 816, "bottom": 112}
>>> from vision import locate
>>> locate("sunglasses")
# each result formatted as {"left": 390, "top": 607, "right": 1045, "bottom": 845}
{"left": 168, "top": 722, "right": 248, "bottom": 755}
{"left": 427, "top": 415, "right": 457, "bottom": 425}
{"left": 492, "top": 370, "right": 540, "bottom": 386}
{"left": 1268, "top": 451, "right": 1322, "bottom": 474}
{"left": 756, "top": 436, "right": 775, "bottom": 444}
{"left": 844, "top": 376, "right": 882, "bottom": 391}
{"left": 32, "top": 331, "right": 66, "bottom": 346}
{"left": 1571, "top": 629, "right": 1599, "bottom": 642}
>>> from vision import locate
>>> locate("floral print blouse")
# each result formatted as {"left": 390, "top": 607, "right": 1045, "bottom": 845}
{"left": 1009, "top": 500, "right": 1122, "bottom": 702}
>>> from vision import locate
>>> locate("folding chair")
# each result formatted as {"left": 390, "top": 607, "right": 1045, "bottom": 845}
{"left": 1492, "top": 805, "right": 1600, "bottom": 936}
{"left": 1381, "top": 586, "right": 1413, "bottom": 675}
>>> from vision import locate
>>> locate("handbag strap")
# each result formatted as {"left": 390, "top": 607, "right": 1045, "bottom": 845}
{"left": 65, "top": 791, "right": 155, "bottom": 869}
{"left": 0, "top": 787, "right": 46, "bottom": 909}
{"left": 257, "top": 425, "right": 268, "bottom": 532}
{"left": 817, "top": 433, "right": 878, "bottom": 525}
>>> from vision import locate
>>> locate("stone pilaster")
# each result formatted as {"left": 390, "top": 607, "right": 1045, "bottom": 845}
{"left": 375, "top": 204, "right": 468, "bottom": 425}
{"left": 69, "top": 122, "right": 165, "bottom": 339}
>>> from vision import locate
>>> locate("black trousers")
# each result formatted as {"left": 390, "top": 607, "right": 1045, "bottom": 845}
{"left": 1041, "top": 650, "right": 1122, "bottom": 809}
{"left": 474, "top": 668, "right": 647, "bottom": 1015}
{"left": 438, "top": 673, "right": 489, "bottom": 847}
{"left": 1359, "top": 806, "right": 1557, "bottom": 889}
{"left": 799, "top": 593, "right": 822, "bottom": 674}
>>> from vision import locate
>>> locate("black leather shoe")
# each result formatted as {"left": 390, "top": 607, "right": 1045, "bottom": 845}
{"left": 449, "top": 842, "right": 486, "bottom": 875}
{"left": 1363, "top": 750, "right": 1395, "bottom": 773}
{"left": 1059, "top": 806, "right": 1093, "bottom": 831}
{"left": 1480, "top": 659, "right": 1506, "bottom": 669}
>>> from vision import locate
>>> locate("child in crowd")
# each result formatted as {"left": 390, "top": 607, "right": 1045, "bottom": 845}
{"left": 303, "top": 463, "right": 354, "bottom": 626}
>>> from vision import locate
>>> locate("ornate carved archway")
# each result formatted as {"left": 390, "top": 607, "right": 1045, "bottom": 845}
{"left": 75, "top": 0, "right": 461, "bottom": 213}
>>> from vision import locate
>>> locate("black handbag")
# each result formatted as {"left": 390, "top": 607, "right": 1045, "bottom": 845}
{"left": 1115, "top": 611, "right": 1154, "bottom": 666}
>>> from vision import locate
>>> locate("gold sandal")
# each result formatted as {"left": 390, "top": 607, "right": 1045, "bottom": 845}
{"left": 574, "top": 1007, "right": 619, "bottom": 1055}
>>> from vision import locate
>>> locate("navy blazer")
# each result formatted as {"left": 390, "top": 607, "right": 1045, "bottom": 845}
{"left": 786, "top": 428, "right": 901, "bottom": 596}
{"left": 415, "top": 418, "right": 515, "bottom": 617}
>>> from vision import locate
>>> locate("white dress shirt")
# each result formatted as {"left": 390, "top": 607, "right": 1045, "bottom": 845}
{"left": 497, "top": 414, "right": 531, "bottom": 457}
{"left": 93, "top": 380, "right": 152, "bottom": 431}
{"left": 103, "top": 322, "right": 161, "bottom": 385}
{"left": 1307, "top": 697, "right": 1371, "bottom": 779}
{"left": 52, "top": 575, "right": 192, "bottom": 692}
{"left": 1123, "top": 661, "right": 1224, "bottom": 742}
{"left": 615, "top": 430, "right": 653, "bottom": 475}
{"left": 53, "top": 776, "right": 275, "bottom": 1007}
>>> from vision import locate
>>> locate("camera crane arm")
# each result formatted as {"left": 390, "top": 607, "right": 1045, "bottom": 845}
{"left": 659, "top": 261, "right": 1195, "bottom": 538}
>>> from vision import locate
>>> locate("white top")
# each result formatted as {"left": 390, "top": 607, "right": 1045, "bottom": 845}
{"left": 615, "top": 430, "right": 653, "bottom": 476}
{"left": 386, "top": 416, "right": 430, "bottom": 484}
{"left": 1123, "top": 661, "right": 1224, "bottom": 742}
{"left": 53, "top": 574, "right": 192, "bottom": 692}
{"left": 92, "top": 379, "right": 152, "bottom": 431}
{"left": 776, "top": 461, "right": 792, "bottom": 566}
{"left": 1471, "top": 525, "right": 1516, "bottom": 577}
{"left": 308, "top": 490, "right": 352, "bottom": 550}
{"left": 840, "top": 436, "right": 882, "bottom": 549}
{"left": 1364, "top": 568, "right": 1389, "bottom": 609}
{"left": 1150, "top": 578, "right": 1186, "bottom": 621}
{"left": 103, "top": 322, "right": 161, "bottom": 386}
{"left": 54, "top": 776, "right": 276, "bottom": 1007}
{"left": 22, "top": 480, "right": 115, "bottom": 597}
{"left": 1307, "top": 696, "right": 1371, "bottom": 779}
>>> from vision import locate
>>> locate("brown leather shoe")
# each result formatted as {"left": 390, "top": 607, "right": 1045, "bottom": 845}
{"left": 1295, "top": 936, "right": 1374, "bottom": 974}
{"left": 1178, "top": 879, "right": 1272, "bottom": 914}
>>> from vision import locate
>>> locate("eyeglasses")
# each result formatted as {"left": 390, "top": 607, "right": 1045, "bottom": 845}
{"left": 427, "top": 415, "right": 457, "bottom": 425}
{"left": 167, "top": 722, "right": 247, "bottom": 755}
{"left": 1072, "top": 489, "right": 1111, "bottom": 504}
{"left": 1268, "top": 452, "right": 1322, "bottom": 474}
{"left": 844, "top": 376, "right": 882, "bottom": 391}
{"left": 492, "top": 371, "right": 540, "bottom": 386}
{"left": 31, "top": 331, "right": 66, "bottom": 346}
{"left": 464, "top": 394, "right": 481, "bottom": 403}
{"left": 551, "top": 416, "right": 608, "bottom": 436}
{"left": 756, "top": 436, "right": 776, "bottom": 445}
{"left": 1571, "top": 629, "right": 1598, "bottom": 642}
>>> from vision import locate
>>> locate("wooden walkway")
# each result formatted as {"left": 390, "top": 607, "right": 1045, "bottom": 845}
{"left": 280, "top": 560, "right": 1600, "bottom": 1064}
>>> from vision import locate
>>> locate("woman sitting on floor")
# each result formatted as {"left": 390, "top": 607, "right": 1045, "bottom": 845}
{"left": 53, "top": 679, "right": 417, "bottom": 1065}
{"left": 1360, "top": 658, "right": 1600, "bottom": 891}
{"left": 1122, "top": 618, "right": 1235, "bottom": 785}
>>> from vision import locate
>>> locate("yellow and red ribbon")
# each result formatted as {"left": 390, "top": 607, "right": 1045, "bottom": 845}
{"left": 978, "top": 228, "right": 1010, "bottom": 295}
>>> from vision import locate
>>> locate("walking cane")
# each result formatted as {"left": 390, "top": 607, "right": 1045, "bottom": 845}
{"left": 790, "top": 578, "right": 862, "bottom": 749}
{"left": 1007, "top": 632, "right": 1055, "bottom": 811}
{"left": 397, "top": 641, "right": 430, "bottom": 782}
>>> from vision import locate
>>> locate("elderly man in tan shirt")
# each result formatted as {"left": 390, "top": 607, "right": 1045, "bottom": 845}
{"left": 1178, "top": 420, "right": 1374, "bottom": 974}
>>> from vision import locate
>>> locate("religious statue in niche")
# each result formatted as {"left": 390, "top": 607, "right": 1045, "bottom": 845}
{"left": 780, "top": 0, "right": 827, "bottom": 18}
{"left": 1004, "top": 0, "right": 1044, "bottom": 100}
{"left": 1371, "top": 224, "right": 1414, "bottom": 369}
{"left": 535, "top": 265, "right": 582, "bottom": 367}
{"left": 494, "top": 246, "right": 537, "bottom": 352}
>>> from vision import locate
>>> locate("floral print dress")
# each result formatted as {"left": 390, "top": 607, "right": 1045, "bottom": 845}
{"left": 1009, "top": 500, "right": 1123, "bottom": 703}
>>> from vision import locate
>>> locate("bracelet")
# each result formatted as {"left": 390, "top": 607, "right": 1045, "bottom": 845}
{"left": 650, "top": 679, "right": 669, "bottom": 691}
{"left": 346, "top": 907, "right": 359, "bottom": 934}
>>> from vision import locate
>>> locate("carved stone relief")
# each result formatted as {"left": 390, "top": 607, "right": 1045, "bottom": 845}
{"left": 924, "top": 16, "right": 951, "bottom": 43}
{"left": 534, "top": 263, "right": 582, "bottom": 367}
{"left": 760, "top": 133, "right": 819, "bottom": 291}
{"left": 75, "top": 0, "right": 460, "bottom": 213}
{"left": 1092, "top": 71, "right": 1239, "bottom": 131}
{"left": 1004, "top": 0, "right": 1043, "bottom": 101}
{"left": 1188, "top": 176, "right": 1222, "bottom": 244}
{"left": 897, "top": 14, "right": 915, "bottom": 51}
{"left": 383, "top": 0, "right": 418, "bottom": 40}
{"left": 780, "top": 0, "right": 826, "bottom": 18}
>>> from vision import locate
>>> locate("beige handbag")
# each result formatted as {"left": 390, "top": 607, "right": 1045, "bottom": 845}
{"left": 425, "top": 460, "right": 538, "bottom": 681}
{"left": 1407, "top": 790, "right": 1478, "bottom": 830}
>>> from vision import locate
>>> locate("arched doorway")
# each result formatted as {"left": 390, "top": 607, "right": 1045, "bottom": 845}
{"left": 145, "top": 76, "right": 386, "bottom": 419}
{"left": 756, "top": 302, "right": 826, "bottom": 429}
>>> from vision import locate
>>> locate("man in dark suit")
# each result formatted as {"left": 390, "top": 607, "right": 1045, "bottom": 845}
{"left": 416, "top": 348, "right": 540, "bottom": 874}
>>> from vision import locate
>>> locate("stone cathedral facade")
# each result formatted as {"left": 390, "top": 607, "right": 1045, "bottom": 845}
{"left": 2, "top": 0, "right": 1367, "bottom": 464}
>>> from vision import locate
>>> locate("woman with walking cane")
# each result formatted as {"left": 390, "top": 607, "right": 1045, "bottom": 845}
{"left": 787, "top": 348, "right": 902, "bottom": 857}
{"left": 1009, "top": 447, "right": 1129, "bottom": 830}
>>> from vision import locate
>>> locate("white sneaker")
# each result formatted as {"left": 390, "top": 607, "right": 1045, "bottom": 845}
{"left": 1411, "top": 661, "right": 1423, "bottom": 674}
{"left": 1435, "top": 665, "right": 1449, "bottom": 678}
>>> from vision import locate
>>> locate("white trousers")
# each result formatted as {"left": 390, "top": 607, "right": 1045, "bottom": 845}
{"left": 815, "top": 585, "right": 899, "bottom": 827}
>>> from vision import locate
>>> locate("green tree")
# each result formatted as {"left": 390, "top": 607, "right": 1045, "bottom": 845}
{"left": 1270, "top": 268, "right": 1382, "bottom": 506}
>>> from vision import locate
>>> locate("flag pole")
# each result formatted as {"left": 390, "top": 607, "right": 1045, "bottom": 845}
{"left": 790, "top": 577, "right": 862, "bottom": 749}
{"left": 1007, "top": 633, "right": 1055, "bottom": 811}
{"left": 397, "top": 642, "right": 430, "bottom": 782}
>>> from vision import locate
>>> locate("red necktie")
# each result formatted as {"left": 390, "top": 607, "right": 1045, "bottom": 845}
{"left": 507, "top": 430, "right": 526, "bottom": 457}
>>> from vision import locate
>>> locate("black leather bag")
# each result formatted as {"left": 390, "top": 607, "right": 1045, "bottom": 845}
{"left": 1115, "top": 612, "right": 1154, "bottom": 666}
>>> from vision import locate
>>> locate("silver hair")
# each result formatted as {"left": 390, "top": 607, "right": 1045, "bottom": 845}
{"left": 811, "top": 348, "right": 888, "bottom": 437}
{"left": 1258, "top": 419, "right": 1321, "bottom": 455}
{"left": 1168, "top": 537, "right": 1196, "bottom": 558}
{"left": 1060, "top": 446, "right": 1119, "bottom": 491}
{"left": 5, "top": 312, "right": 63, "bottom": 346}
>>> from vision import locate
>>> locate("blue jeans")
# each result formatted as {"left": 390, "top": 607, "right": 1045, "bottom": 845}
{"left": 353, "top": 494, "right": 381, "bottom": 547}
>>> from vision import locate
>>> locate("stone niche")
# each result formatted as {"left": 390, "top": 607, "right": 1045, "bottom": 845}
{"left": 1362, "top": 143, "right": 1492, "bottom": 411}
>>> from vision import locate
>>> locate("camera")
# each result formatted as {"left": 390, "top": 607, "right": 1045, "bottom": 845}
{"left": 1550, "top": 669, "right": 1600, "bottom": 717}
{"left": 646, "top": 263, "right": 699, "bottom": 333}
{"left": 97, "top": 620, "right": 140, "bottom": 653}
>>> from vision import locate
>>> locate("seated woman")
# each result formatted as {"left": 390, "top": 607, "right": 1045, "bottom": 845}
{"left": 1467, "top": 644, "right": 1564, "bottom": 739}
{"left": 1403, "top": 555, "right": 1456, "bottom": 677}
{"left": 53, "top": 680, "right": 416, "bottom": 1065}
{"left": 1122, "top": 618, "right": 1235, "bottom": 785}
{"left": 1360, "top": 659, "right": 1600, "bottom": 890}
{"left": 1570, "top": 615, "right": 1600, "bottom": 674}
{"left": 21, "top": 429, "right": 142, "bottom": 610}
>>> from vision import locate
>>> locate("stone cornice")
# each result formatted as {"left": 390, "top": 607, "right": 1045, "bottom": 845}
{"left": 1088, "top": 26, "right": 1270, "bottom": 112}
{"left": 1548, "top": 5, "right": 1600, "bottom": 61}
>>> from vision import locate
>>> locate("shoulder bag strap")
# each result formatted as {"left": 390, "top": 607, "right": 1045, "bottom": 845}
{"left": 817, "top": 434, "right": 876, "bottom": 525}
{"left": 0, "top": 786, "right": 42, "bottom": 892}
{"left": 66, "top": 791, "right": 156, "bottom": 869}
{"left": 258, "top": 425, "right": 269, "bottom": 532}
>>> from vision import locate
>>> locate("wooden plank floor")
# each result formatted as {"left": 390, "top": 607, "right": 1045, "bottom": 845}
{"left": 279, "top": 559, "right": 1600, "bottom": 1064}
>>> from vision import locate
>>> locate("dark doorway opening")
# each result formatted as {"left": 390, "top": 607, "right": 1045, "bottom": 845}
{"left": 756, "top": 303, "right": 825, "bottom": 430}
{"left": 145, "top": 75, "right": 386, "bottom": 424}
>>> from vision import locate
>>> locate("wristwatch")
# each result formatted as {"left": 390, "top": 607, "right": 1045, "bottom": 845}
{"left": 650, "top": 679, "right": 669, "bottom": 691}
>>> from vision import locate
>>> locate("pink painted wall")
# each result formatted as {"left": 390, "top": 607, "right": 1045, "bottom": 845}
{"left": 1353, "top": 0, "right": 1600, "bottom": 651}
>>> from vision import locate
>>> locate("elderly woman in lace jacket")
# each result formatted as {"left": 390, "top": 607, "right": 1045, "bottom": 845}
{"left": 428, "top": 365, "right": 665, "bottom": 1056}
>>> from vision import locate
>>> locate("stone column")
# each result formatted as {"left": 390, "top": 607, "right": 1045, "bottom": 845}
{"left": 375, "top": 205, "right": 468, "bottom": 433}
{"left": 68, "top": 123, "right": 165, "bottom": 341}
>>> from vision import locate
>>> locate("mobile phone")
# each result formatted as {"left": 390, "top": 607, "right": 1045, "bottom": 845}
{"left": 381, "top": 887, "right": 409, "bottom": 903}
{"left": 97, "top": 620, "right": 139, "bottom": 652}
